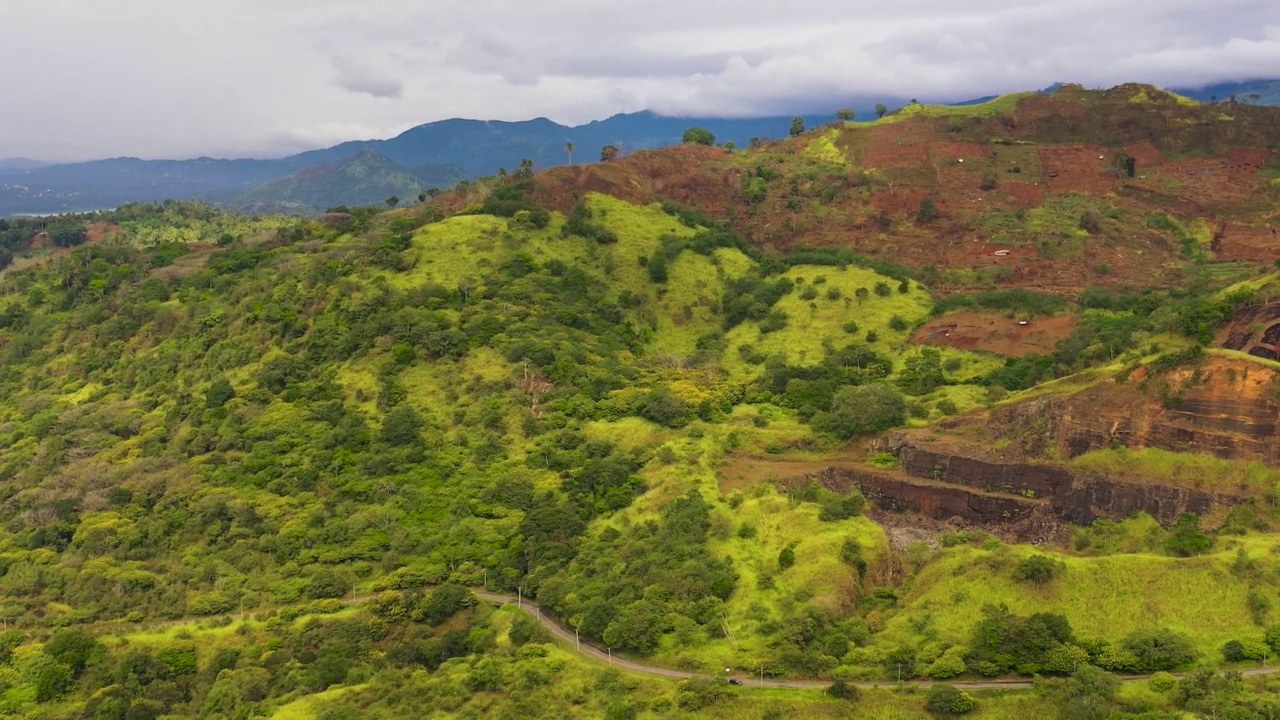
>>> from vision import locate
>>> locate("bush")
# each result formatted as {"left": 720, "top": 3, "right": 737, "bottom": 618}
{"left": 927, "top": 646, "right": 968, "bottom": 679}
{"left": 778, "top": 544, "right": 797, "bottom": 570}
{"left": 1012, "top": 555, "right": 1066, "bottom": 584}
{"left": 828, "top": 678, "right": 859, "bottom": 699}
{"left": 1121, "top": 628, "right": 1198, "bottom": 671}
{"left": 1148, "top": 671, "right": 1178, "bottom": 693}
{"left": 925, "top": 685, "right": 977, "bottom": 716}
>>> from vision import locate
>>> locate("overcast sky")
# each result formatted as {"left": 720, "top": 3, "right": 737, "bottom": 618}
{"left": 1, "top": 0, "right": 1277, "bottom": 161}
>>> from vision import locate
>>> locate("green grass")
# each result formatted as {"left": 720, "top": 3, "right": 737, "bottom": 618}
{"left": 1070, "top": 446, "right": 1280, "bottom": 494}
{"left": 868, "top": 93, "right": 1037, "bottom": 125}
{"left": 723, "top": 265, "right": 933, "bottom": 375}
{"left": 805, "top": 129, "right": 847, "bottom": 165}
{"left": 271, "top": 686, "right": 366, "bottom": 719}
{"left": 876, "top": 540, "right": 1279, "bottom": 658}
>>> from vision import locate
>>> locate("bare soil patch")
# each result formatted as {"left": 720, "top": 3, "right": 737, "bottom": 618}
{"left": 912, "top": 310, "right": 1076, "bottom": 356}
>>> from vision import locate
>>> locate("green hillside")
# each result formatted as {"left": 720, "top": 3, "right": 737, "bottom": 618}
{"left": 0, "top": 162, "right": 1278, "bottom": 719}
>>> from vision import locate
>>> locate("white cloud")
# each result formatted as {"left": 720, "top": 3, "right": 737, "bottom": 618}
{"left": 0, "top": 0, "right": 1276, "bottom": 160}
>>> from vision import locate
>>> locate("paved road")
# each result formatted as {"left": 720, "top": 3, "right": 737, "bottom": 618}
{"left": 476, "top": 591, "right": 1280, "bottom": 691}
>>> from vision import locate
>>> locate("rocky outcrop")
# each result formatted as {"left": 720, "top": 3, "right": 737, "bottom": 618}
{"left": 798, "top": 466, "right": 1041, "bottom": 524}
{"left": 885, "top": 441, "right": 1241, "bottom": 524}
{"left": 976, "top": 357, "right": 1280, "bottom": 464}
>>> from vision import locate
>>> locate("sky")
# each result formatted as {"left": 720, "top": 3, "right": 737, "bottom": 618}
{"left": 1, "top": 0, "right": 1277, "bottom": 161}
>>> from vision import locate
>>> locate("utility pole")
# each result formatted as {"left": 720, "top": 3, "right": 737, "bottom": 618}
{"left": 760, "top": 664, "right": 765, "bottom": 687}
{"left": 608, "top": 647, "right": 613, "bottom": 665}
{"left": 517, "top": 586, "right": 522, "bottom": 608}
{"left": 575, "top": 627, "right": 580, "bottom": 650}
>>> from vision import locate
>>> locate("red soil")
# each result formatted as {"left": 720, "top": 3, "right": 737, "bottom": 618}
{"left": 912, "top": 310, "right": 1077, "bottom": 357}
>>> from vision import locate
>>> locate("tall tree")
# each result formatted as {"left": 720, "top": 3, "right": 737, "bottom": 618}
{"left": 600, "top": 144, "right": 620, "bottom": 162}
{"left": 565, "top": 142, "right": 575, "bottom": 165}
{"left": 789, "top": 116, "right": 806, "bottom": 136}
{"left": 681, "top": 127, "right": 715, "bottom": 146}
{"left": 836, "top": 107, "right": 854, "bottom": 121}
{"left": 875, "top": 103, "right": 888, "bottom": 118}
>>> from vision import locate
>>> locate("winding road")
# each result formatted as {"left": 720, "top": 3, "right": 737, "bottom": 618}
{"left": 475, "top": 591, "right": 1280, "bottom": 691}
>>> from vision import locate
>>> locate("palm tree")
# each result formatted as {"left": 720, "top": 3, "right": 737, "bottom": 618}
{"left": 565, "top": 142, "right": 575, "bottom": 165}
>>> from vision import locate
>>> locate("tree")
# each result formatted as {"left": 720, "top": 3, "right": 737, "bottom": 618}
{"left": 381, "top": 405, "right": 425, "bottom": 446}
{"left": 601, "top": 144, "right": 620, "bottom": 162}
{"left": 1166, "top": 513, "right": 1211, "bottom": 557}
{"left": 900, "top": 348, "right": 945, "bottom": 395}
{"left": 1122, "top": 628, "right": 1198, "bottom": 671}
{"left": 565, "top": 141, "right": 575, "bottom": 165}
{"left": 517, "top": 157, "right": 535, "bottom": 178}
{"left": 875, "top": 103, "right": 888, "bottom": 118}
{"left": 836, "top": 108, "right": 855, "bottom": 121}
{"left": 812, "top": 383, "right": 906, "bottom": 440}
{"left": 789, "top": 116, "right": 806, "bottom": 136}
{"left": 43, "top": 628, "right": 101, "bottom": 675}
{"left": 682, "top": 127, "right": 715, "bottom": 146}
{"left": 385, "top": 196, "right": 399, "bottom": 209}
{"left": 206, "top": 377, "right": 236, "bottom": 409}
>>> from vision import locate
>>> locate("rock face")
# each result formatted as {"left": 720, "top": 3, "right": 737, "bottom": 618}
{"left": 1221, "top": 302, "right": 1280, "bottom": 363}
{"left": 796, "top": 466, "right": 1040, "bottom": 525}
{"left": 982, "top": 357, "right": 1280, "bottom": 464}
{"left": 892, "top": 444, "right": 1237, "bottom": 524}
{"left": 790, "top": 357, "right": 1275, "bottom": 532}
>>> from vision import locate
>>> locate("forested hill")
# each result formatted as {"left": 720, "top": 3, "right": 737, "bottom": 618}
{"left": 1, "top": 83, "right": 1280, "bottom": 718}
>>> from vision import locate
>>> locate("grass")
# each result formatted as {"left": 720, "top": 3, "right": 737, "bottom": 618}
{"left": 723, "top": 265, "right": 933, "bottom": 375}
{"left": 805, "top": 129, "right": 848, "bottom": 166}
{"left": 868, "top": 93, "right": 1037, "bottom": 125}
{"left": 271, "top": 686, "right": 366, "bottom": 719}
{"left": 876, "top": 539, "right": 1280, "bottom": 658}
{"left": 1070, "top": 446, "right": 1280, "bottom": 494}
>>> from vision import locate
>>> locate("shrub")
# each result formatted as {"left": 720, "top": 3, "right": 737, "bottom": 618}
{"left": 925, "top": 685, "right": 977, "bottom": 716}
{"left": 927, "top": 646, "right": 968, "bottom": 679}
{"left": 828, "top": 678, "right": 859, "bottom": 699}
{"left": 778, "top": 544, "right": 797, "bottom": 570}
{"left": 1148, "top": 671, "right": 1178, "bottom": 693}
{"left": 1012, "top": 555, "right": 1066, "bottom": 584}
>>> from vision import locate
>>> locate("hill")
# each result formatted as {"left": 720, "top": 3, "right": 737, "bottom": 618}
{"left": 223, "top": 149, "right": 466, "bottom": 215}
{"left": 1172, "top": 78, "right": 1280, "bottom": 106}
{"left": 0, "top": 85, "right": 1279, "bottom": 718}
{"left": 0, "top": 111, "right": 834, "bottom": 216}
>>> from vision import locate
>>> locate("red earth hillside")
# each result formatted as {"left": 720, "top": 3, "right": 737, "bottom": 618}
{"left": 495, "top": 83, "right": 1280, "bottom": 296}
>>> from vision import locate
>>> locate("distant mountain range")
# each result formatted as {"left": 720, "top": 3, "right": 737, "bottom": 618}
{"left": 2, "top": 79, "right": 1275, "bottom": 216}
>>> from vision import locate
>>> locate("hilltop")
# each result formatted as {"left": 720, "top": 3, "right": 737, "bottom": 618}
{"left": 0, "top": 84, "right": 1278, "bottom": 718}
{"left": 6, "top": 77, "right": 1277, "bottom": 217}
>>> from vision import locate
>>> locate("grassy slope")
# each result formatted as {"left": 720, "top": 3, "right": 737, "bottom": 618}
{"left": 877, "top": 536, "right": 1279, "bottom": 658}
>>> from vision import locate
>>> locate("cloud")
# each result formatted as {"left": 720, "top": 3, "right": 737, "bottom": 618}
{"left": 0, "top": 0, "right": 1277, "bottom": 160}
{"left": 323, "top": 45, "right": 405, "bottom": 98}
